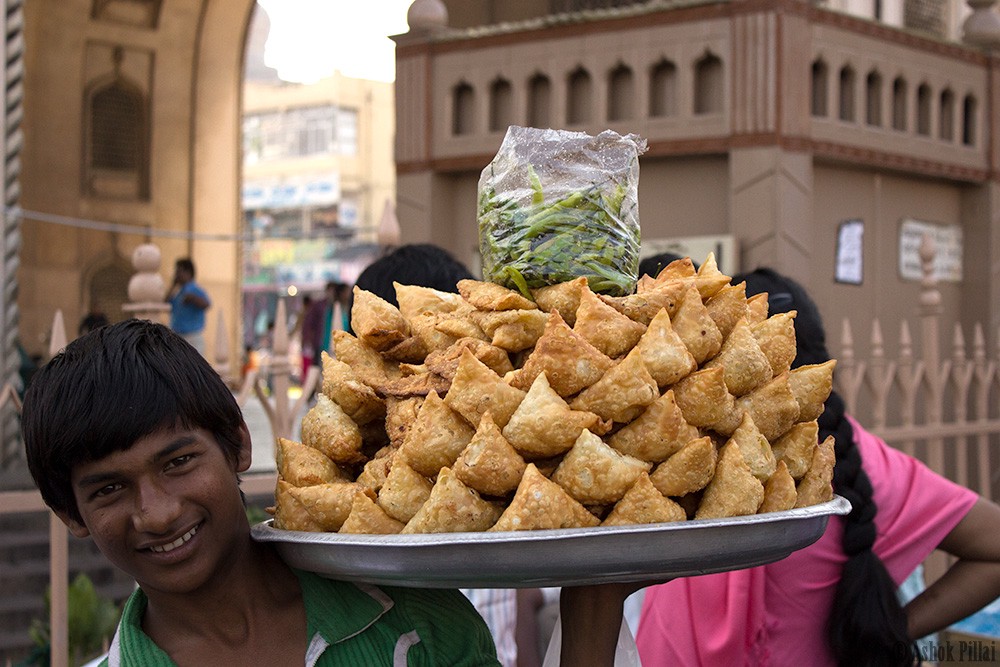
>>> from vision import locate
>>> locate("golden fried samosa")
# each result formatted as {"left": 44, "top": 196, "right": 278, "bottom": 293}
{"left": 532, "top": 276, "right": 588, "bottom": 326}
{"left": 648, "top": 436, "right": 718, "bottom": 497}
{"left": 320, "top": 352, "right": 385, "bottom": 425}
{"left": 608, "top": 389, "right": 700, "bottom": 463}
{"left": 444, "top": 348, "right": 526, "bottom": 429}
{"left": 600, "top": 281, "right": 686, "bottom": 325}
{"left": 339, "top": 492, "right": 405, "bottom": 534}
{"left": 771, "top": 420, "right": 819, "bottom": 480}
{"left": 788, "top": 360, "right": 837, "bottom": 422}
{"left": 402, "top": 467, "right": 503, "bottom": 533}
{"left": 695, "top": 442, "right": 765, "bottom": 520}
{"left": 300, "top": 393, "right": 365, "bottom": 464}
{"left": 602, "top": 473, "right": 687, "bottom": 526}
{"left": 759, "top": 461, "right": 797, "bottom": 514}
{"left": 276, "top": 437, "right": 346, "bottom": 487}
{"left": 795, "top": 435, "right": 836, "bottom": 508}
{"left": 490, "top": 464, "right": 601, "bottom": 531}
{"left": 672, "top": 366, "right": 740, "bottom": 435}
{"left": 384, "top": 396, "right": 423, "bottom": 449}
{"left": 377, "top": 458, "right": 434, "bottom": 523}
{"left": 751, "top": 312, "right": 797, "bottom": 376}
{"left": 734, "top": 372, "right": 801, "bottom": 442}
{"left": 573, "top": 287, "right": 647, "bottom": 358}
{"left": 551, "top": 429, "right": 652, "bottom": 505}
{"left": 452, "top": 412, "right": 527, "bottom": 497}
{"left": 394, "top": 282, "right": 465, "bottom": 320}
{"left": 273, "top": 479, "right": 372, "bottom": 532}
{"left": 351, "top": 286, "right": 410, "bottom": 352}
{"left": 671, "top": 285, "right": 723, "bottom": 365}
{"left": 397, "top": 391, "right": 475, "bottom": 477}
{"left": 502, "top": 372, "right": 602, "bottom": 459}
{"left": 569, "top": 349, "right": 658, "bottom": 424}
{"left": 702, "top": 319, "right": 773, "bottom": 397}
{"left": 469, "top": 308, "right": 548, "bottom": 352}
{"left": 725, "top": 412, "right": 777, "bottom": 482}
{"left": 458, "top": 278, "right": 538, "bottom": 311}
{"left": 509, "top": 311, "right": 613, "bottom": 397}
{"left": 634, "top": 308, "right": 696, "bottom": 388}
{"left": 705, "top": 281, "right": 749, "bottom": 340}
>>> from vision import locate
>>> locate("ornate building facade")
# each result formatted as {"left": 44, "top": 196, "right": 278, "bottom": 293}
{"left": 393, "top": 0, "right": 1000, "bottom": 361}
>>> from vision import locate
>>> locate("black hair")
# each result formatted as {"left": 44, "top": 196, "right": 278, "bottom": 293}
{"left": 638, "top": 252, "right": 694, "bottom": 279}
{"left": 734, "top": 268, "right": 915, "bottom": 666}
{"left": 78, "top": 312, "right": 110, "bottom": 337}
{"left": 22, "top": 319, "right": 246, "bottom": 524}
{"left": 352, "top": 244, "right": 473, "bottom": 308}
{"left": 176, "top": 257, "right": 196, "bottom": 278}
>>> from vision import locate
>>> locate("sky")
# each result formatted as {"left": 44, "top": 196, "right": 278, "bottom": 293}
{"left": 257, "top": 0, "right": 414, "bottom": 84}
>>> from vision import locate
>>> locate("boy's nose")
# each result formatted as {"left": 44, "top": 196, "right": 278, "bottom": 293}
{"left": 132, "top": 479, "right": 183, "bottom": 534}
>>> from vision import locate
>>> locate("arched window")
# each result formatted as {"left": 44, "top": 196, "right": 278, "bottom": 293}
{"left": 567, "top": 67, "right": 592, "bottom": 125}
{"left": 811, "top": 59, "right": 828, "bottom": 117}
{"left": 962, "top": 94, "right": 977, "bottom": 146}
{"left": 649, "top": 59, "right": 677, "bottom": 118}
{"left": 607, "top": 64, "right": 634, "bottom": 121}
{"left": 916, "top": 84, "right": 931, "bottom": 136}
{"left": 694, "top": 52, "right": 723, "bottom": 115}
{"left": 939, "top": 88, "right": 954, "bottom": 141}
{"left": 527, "top": 74, "right": 552, "bottom": 128}
{"left": 839, "top": 65, "right": 856, "bottom": 122}
{"left": 892, "top": 77, "right": 907, "bottom": 131}
{"left": 84, "top": 59, "right": 149, "bottom": 200}
{"left": 452, "top": 82, "right": 475, "bottom": 136}
{"left": 489, "top": 78, "right": 513, "bottom": 133}
{"left": 866, "top": 70, "right": 882, "bottom": 127}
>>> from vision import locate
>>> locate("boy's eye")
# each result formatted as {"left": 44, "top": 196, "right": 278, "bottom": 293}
{"left": 92, "top": 483, "right": 123, "bottom": 499}
{"left": 165, "top": 453, "right": 195, "bottom": 470}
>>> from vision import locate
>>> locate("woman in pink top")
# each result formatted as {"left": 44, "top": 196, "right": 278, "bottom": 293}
{"left": 636, "top": 269, "right": 1000, "bottom": 666}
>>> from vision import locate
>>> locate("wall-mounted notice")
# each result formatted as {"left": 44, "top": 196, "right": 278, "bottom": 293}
{"left": 835, "top": 219, "right": 864, "bottom": 285}
{"left": 898, "top": 219, "right": 963, "bottom": 282}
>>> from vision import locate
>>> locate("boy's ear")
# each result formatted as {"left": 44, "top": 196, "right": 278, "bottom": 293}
{"left": 54, "top": 510, "right": 91, "bottom": 539}
{"left": 236, "top": 423, "right": 253, "bottom": 473}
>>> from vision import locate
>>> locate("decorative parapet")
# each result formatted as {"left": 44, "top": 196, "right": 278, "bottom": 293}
{"left": 963, "top": 0, "right": 1000, "bottom": 48}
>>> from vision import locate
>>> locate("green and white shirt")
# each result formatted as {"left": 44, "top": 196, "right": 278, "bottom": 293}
{"left": 99, "top": 569, "right": 500, "bottom": 666}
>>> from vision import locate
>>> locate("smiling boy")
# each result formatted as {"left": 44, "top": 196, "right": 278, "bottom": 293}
{"left": 22, "top": 320, "right": 500, "bottom": 666}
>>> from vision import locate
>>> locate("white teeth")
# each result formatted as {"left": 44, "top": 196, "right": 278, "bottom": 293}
{"left": 149, "top": 525, "right": 198, "bottom": 553}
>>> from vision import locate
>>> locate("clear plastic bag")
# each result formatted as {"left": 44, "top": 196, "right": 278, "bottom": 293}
{"left": 477, "top": 126, "right": 647, "bottom": 297}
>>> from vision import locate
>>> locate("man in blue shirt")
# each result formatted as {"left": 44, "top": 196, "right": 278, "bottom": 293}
{"left": 168, "top": 257, "right": 210, "bottom": 354}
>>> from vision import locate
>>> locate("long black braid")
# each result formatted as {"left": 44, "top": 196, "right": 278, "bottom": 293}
{"left": 736, "top": 268, "right": 916, "bottom": 666}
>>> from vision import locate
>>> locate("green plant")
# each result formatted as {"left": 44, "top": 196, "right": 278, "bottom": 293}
{"left": 19, "top": 573, "right": 120, "bottom": 666}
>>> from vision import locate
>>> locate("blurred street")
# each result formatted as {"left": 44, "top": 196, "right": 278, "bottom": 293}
{"left": 242, "top": 389, "right": 307, "bottom": 473}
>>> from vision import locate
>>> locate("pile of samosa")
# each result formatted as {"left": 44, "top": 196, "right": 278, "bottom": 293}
{"left": 271, "top": 254, "right": 836, "bottom": 534}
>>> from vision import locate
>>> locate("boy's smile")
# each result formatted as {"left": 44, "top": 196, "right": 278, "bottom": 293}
{"left": 64, "top": 425, "right": 252, "bottom": 597}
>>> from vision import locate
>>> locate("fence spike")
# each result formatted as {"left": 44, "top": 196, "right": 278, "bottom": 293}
{"left": 273, "top": 298, "right": 289, "bottom": 356}
{"left": 952, "top": 322, "right": 966, "bottom": 363}
{"left": 973, "top": 323, "right": 986, "bottom": 363}
{"left": 49, "top": 309, "right": 67, "bottom": 358}
{"left": 214, "top": 308, "right": 229, "bottom": 369}
{"left": 871, "top": 318, "right": 884, "bottom": 359}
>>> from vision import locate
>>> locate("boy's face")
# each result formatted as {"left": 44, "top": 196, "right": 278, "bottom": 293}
{"left": 60, "top": 425, "right": 252, "bottom": 597}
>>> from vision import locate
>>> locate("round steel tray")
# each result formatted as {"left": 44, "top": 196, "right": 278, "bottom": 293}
{"left": 251, "top": 495, "right": 851, "bottom": 588}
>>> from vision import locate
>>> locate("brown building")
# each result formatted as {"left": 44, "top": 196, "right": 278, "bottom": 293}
{"left": 393, "top": 0, "right": 1000, "bottom": 363}
{"left": 17, "top": 0, "right": 257, "bottom": 366}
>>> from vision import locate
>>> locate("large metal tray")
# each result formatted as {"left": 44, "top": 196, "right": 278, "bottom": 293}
{"left": 251, "top": 495, "right": 851, "bottom": 588}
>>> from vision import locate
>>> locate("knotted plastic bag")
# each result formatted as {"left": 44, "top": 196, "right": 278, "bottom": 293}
{"left": 477, "top": 126, "right": 647, "bottom": 297}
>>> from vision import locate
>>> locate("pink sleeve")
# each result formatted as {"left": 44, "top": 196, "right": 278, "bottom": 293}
{"left": 849, "top": 416, "right": 978, "bottom": 583}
